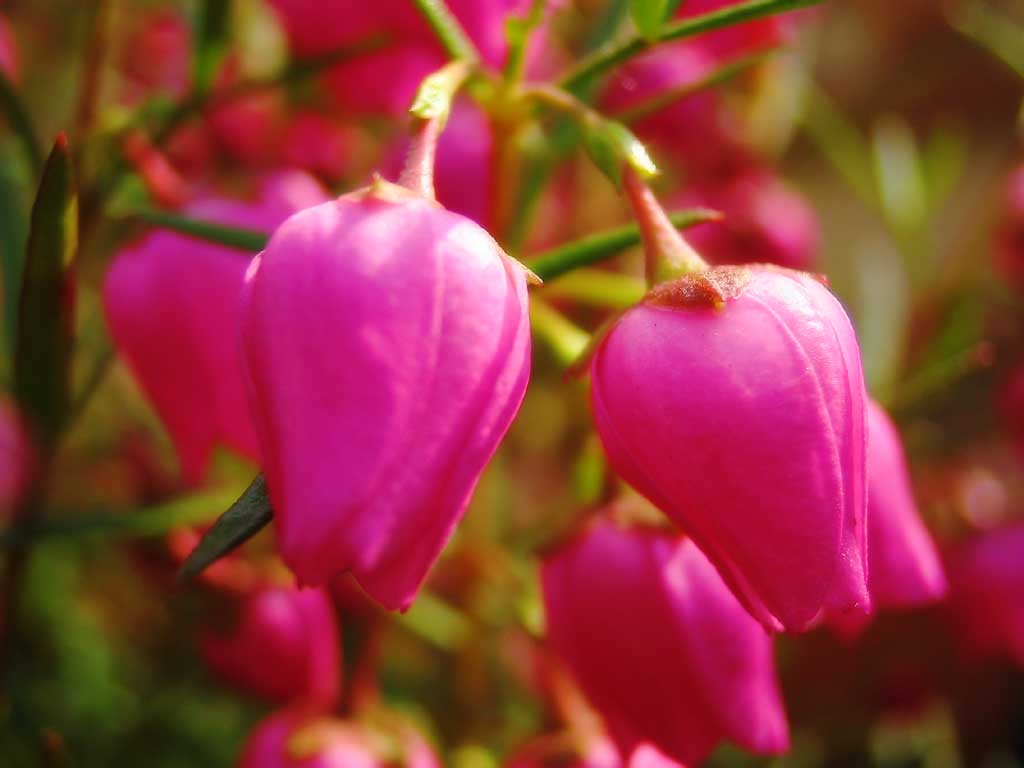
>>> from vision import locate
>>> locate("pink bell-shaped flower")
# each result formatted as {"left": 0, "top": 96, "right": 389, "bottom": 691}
{"left": 946, "top": 522, "right": 1024, "bottom": 666}
{"left": 863, "top": 399, "right": 946, "bottom": 609}
{"left": 103, "top": 171, "right": 328, "bottom": 485}
{"left": 542, "top": 517, "right": 789, "bottom": 765}
{"left": 239, "top": 180, "right": 531, "bottom": 610}
{"left": 240, "top": 709, "right": 439, "bottom": 768}
{"left": 674, "top": 170, "right": 820, "bottom": 270}
{"left": 200, "top": 585, "right": 340, "bottom": 708}
{"left": 590, "top": 265, "right": 869, "bottom": 632}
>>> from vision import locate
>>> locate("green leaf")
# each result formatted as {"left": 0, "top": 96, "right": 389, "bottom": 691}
{"left": 583, "top": 120, "right": 658, "bottom": 188}
{"left": 194, "top": 0, "right": 232, "bottom": 94}
{"left": 15, "top": 134, "right": 77, "bottom": 450}
{"left": 528, "top": 207, "right": 718, "bottom": 281}
{"left": 631, "top": 0, "right": 671, "bottom": 40}
{"left": 560, "top": 0, "right": 825, "bottom": 93}
{"left": 0, "top": 157, "right": 29, "bottom": 364}
{"left": 178, "top": 475, "right": 273, "bottom": 582}
{"left": 126, "top": 208, "right": 269, "bottom": 252}
{"left": 0, "top": 70, "right": 43, "bottom": 174}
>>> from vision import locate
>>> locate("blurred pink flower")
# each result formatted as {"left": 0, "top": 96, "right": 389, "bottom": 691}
{"left": 103, "top": 171, "right": 328, "bottom": 485}
{"left": 590, "top": 266, "right": 870, "bottom": 631}
{"left": 240, "top": 181, "right": 531, "bottom": 609}
{"left": 0, "top": 401, "right": 30, "bottom": 515}
{"left": 118, "top": 10, "right": 190, "bottom": 104}
{"left": 201, "top": 585, "right": 340, "bottom": 708}
{"left": 994, "top": 166, "right": 1024, "bottom": 290}
{"left": 542, "top": 518, "right": 789, "bottom": 765}
{"left": 946, "top": 522, "right": 1024, "bottom": 666}
{"left": 268, "top": 0, "right": 560, "bottom": 115}
{"left": 0, "top": 14, "right": 19, "bottom": 81}
{"left": 239, "top": 710, "right": 439, "bottom": 768}
{"left": 673, "top": 169, "right": 820, "bottom": 269}
{"left": 281, "top": 112, "right": 358, "bottom": 185}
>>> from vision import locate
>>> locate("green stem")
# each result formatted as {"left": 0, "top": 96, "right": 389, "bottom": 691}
{"left": 409, "top": 0, "right": 481, "bottom": 62}
{"left": 529, "top": 208, "right": 718, "bottom": 281}
{"left": 559, "top": 0, "right": 825, "bottom": 93}
{"left": 122, "top": 209, "right": 269, "bottom": 252}
{"left": 503, "top": 0, "right": 547, "bottom": 86}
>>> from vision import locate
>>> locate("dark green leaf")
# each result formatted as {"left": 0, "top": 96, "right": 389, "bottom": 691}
{"left": 0, "top": 157, "right": 29, "bottom": 363}
{"left": 631, "top": 0, "right": 671, "bottom": 40}
{"left": 127, "top": 209, "right": 269, "bottom": 252}
{"left": 15, "top": 134, "right": 77, "bottom": 450}
{"left": 178, "top": 475, "right": 273, "bottom": 583}
{"left": 529, "top": 208, "right": 718, "bottom": 281}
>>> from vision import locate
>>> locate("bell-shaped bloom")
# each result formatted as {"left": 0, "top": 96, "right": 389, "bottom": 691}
{"left": 542, "top": 518, "right": 789, "bottom": 765}
{"left": 863, "top": 399, "right": 946, "bottom": 609}
{"left": 200, "top": 585, "right": 340, "bottom": 708}
{"left": 673, "top": 170, "right": 820, "bottom": 270}
{"left": 994, "top": 166, "right": 1024, "bottom": 290}
{"left": 590, "top": 266, "right": 869, "bottom": 632}
{"left": 946, "top": 523, "right": 1024, "bottom": 666}
{"left": 240, "top": 709, "right": 439, "bottom": 768}
{"left": 103, "top": 171, "right": 328, "bottom": 485}
{"left": 267, "top": 0, "right": 559, "bottom": 116}
{"left": 0, "top": 14, "right": 19, "bottom": 81}
{"left": 240, "top": 181, "right": 531, "bottom": 609}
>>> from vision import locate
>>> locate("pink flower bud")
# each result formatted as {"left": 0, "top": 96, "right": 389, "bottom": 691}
{"left": 590, "top": 266, "right": 869, "bottom": 631}
{"left": 674, "top": 170, "right": 820, "bottom": 270}
{"left": 240, "top": 182, "right": 531, "bottom": 609}
{"left": 946, "top": 523, "right": 1024, "bottom": 666}
{"left": 240, "top": 710, "right": 439, "bottom": 768}
{"left": 103, "top": 172, "right": 328, "bottom": 485}
{"left": 542, "top": 519, "right": 789, "bottom": 765}
{"left": 863, "top": 399, "right": 946, "bottom": 609}
{"left": 200, "top": 585, "right": 340, "bottom": 708}
{"left": 0, "top": 14, "right": 19, "bottom": 82}
{"left": 118, "top": 11, "right": 190, "bottom": 104}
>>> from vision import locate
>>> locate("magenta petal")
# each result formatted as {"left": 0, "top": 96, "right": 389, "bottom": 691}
{"left": 542, "top": 519, "right": 789, "bottom": 765}
{"left": 864, "top": 399, "right": 947, "bottom": 608}
{"left": 590, "top": 266, "right": 870, "bottom": 631}
{"left": 103, "top": 172, "right": 327, "bottom": 485}
{"left": 240, "top": 192, "right": 531, "bottom": 610}
{"left": 200, "top": 585, "right": 340, "bottom": 708}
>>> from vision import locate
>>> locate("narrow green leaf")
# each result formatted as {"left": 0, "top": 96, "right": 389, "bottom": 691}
{"left": 15, "top": 134, "right": 77, "bottom": 450}
{"left": 178, "top": 475, "right": 273, "bottom": 583}
{"left": 0, "top": 69, "right": 43, "bottom": 173}
{"left": 126, "top": 209, "right": 269, "bottom": 252}
{"left": 560, "top": 0, "right": 825, "bottom": 92}
{"left": 528, "top": 208, "right": 719, "bottom": 281}
{"left": 0, "top": 158, "right": 29, "bottom": 363}
{"left": 631, "top": 0, "right": 670, "bottom": 40}
{"left": 194, "top": 0, "right": 232, "bottom": 94}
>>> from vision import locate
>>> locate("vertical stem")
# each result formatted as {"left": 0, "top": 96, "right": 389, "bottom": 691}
{"left": 398, "top": 116, "right": 445, "bottom": 200}
{"left": 409, "top": 0, "right": 481, "bottom": 62}
{"left": 622, "top": 167, "right": 707, "bottom": 285}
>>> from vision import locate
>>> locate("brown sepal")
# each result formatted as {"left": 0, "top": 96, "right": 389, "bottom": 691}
{"left": 643, "top": 265, "right": 752, "bottom": 311}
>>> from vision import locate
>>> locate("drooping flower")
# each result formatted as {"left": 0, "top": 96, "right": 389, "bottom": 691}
{"left": 946, "top": 522, "right": 1024, "bottom": 666}
{"left": 589, "top": 265, "right": 869, "bottom": 631}
{"left": 542, "top": 517, "right": 789, "bottom": 765}
{"left": 200, "top": 585, "right": 340, "bottom": 708}
{"left": 103, "top": 171, "right": 328, "bottom": 485}
{"left": 239, "top": 709, "right": 439, "bottom": 768}
{"left": 863, "top": 399, "right": 947, "bottom": 610}
{"left": 673, "top": 169, "right": 820, "bottom": 270}
{"left": 239, "top": 179, "right": 531, "bottom": 610}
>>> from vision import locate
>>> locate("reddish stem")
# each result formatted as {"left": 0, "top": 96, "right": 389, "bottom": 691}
{"left": 398, "top": 116, "right": 444, "bottom": 201}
